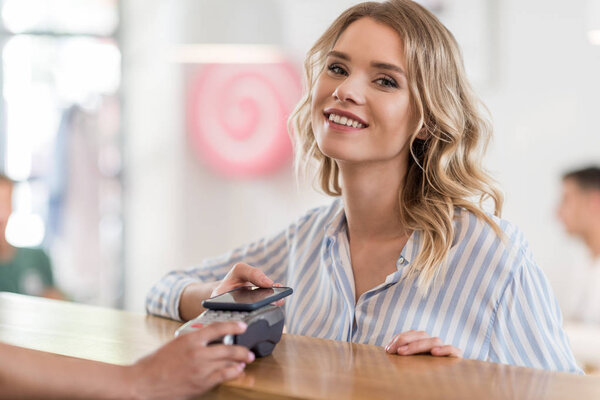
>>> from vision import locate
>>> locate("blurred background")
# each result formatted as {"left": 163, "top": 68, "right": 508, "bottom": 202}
{"left": 0, "top": 0, "right": 599, "bottom": 368}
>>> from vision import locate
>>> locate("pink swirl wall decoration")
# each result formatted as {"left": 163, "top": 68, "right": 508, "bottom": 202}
{"left": 187, "top": 62, "right": 302, "bottom": 178}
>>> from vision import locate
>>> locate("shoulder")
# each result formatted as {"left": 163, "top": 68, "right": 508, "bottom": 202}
{"left": 452, "top": 208, "right": 533, "bottom": 273}
{"left": 280, "top": 199, "right": 343, "bottom": 247}
{"left": 293, "top": 198, "right": 343, "bottom": 230}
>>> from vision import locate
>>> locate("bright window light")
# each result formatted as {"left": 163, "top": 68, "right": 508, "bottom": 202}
{"left": 5, "top": 182, "right": 45, "bottom": 247}
{"left": 588, "top": 29, "right": 600, "bottom": 45}
{"left": 3, "top": 36, "right": 57, "bottom": 181}
{"left": 2, "top": 0, "right": 118, "bottom": 35}
{"left": 5, "top": 213, "right": 45, "bottom": 247}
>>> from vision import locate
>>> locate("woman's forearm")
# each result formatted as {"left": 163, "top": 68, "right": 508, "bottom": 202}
{"left": 178, "top": 281, "right": 220, "bottom": 321}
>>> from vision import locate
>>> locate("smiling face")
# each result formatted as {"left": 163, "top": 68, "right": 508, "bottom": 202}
{"left": 310, "top": 17, "right": 416, "bottom": 168}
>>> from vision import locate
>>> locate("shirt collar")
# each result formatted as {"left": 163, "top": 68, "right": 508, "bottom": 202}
{"left": 324, "top": 199, "right": 422, "bottom": 268}
{"left": 324, "top": 199, "right": 347, "bottom": 239}
{"left": 398, "top": 230, "right": 421, "bottom": 267}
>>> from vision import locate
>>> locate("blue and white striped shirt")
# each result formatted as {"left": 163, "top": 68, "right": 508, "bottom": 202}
{"left": 146, "top": 199, "right": 581, "bottom": 373}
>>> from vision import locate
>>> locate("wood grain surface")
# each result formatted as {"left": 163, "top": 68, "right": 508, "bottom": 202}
{"left": 2, "top": 292, "right": 599, "bottom": 399}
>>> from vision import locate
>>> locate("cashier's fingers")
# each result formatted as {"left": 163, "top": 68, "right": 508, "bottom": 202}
{"left": 192, "top": 321, "right": 248, "bottom": 346}
{"left": 205, "top": 362, "right": 246, "bottom": 387}
{"left": 431, "top": 345, "right": 463, "bottom": 358}
{"left": 205, "top": 344, "right": 255, "bottom": 363}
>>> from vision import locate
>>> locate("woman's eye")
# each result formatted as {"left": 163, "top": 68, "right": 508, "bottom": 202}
{"left": 327, "top": 64, "right": 348, "bottom": 76}
{"left": 375, "top": 77, "right": 398, "bottom": 89}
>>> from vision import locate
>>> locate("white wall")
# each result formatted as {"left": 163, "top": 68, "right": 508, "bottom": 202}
{"left": 122, "top": 0, "right": 600, "bottom": 312}
{"left": 482, "top": 0, "right": 600, "bottom": 307}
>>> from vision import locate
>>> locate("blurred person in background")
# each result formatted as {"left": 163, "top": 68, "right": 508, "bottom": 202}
{"left": 0, "top": 174, "right": 62, "bottom": 299}
{"left": 557, "top": 166, "right": 600, "bottom": 324}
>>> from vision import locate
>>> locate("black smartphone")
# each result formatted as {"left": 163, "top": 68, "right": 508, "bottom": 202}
{"left": 202, "top": 286, "right": 293, "bottom": 311}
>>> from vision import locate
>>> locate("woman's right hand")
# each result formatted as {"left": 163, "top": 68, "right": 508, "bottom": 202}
{"left": 211, "top": 263, "right": 275, "bottom": 297}
{"left": 211, "top": 263, "right": 285, "bottom": 307}
{"left": 179, "top": 263, "right": 281, "bottom": 321}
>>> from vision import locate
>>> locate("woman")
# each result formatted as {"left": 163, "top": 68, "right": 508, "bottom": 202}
{"left": 147, "top": 0, "right": 580, "bottom": 373}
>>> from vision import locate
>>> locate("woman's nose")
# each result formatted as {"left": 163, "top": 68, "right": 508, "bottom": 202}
{"left": 332, "top": 77, "right": 366, "bottom": 105}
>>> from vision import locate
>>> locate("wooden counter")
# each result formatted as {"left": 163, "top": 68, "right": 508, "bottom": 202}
{"left": 1, "top": 292, "right": 599, "bottom": 399}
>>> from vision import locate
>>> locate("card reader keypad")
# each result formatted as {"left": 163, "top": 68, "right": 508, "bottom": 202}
{"left": 197, "top": 310, "right": 252, "bottom": 323}
{"left": 175, "top": 305, "right": 287, "bottom": 357}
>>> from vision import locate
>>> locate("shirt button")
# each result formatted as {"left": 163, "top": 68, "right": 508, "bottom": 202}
{"left": 397, "top": 256, "right": 405, "bottom": 266}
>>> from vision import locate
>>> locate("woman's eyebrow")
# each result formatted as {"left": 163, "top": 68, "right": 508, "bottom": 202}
{"left": 326, "top": 50, "right": 350, "bottom": 60}
{"left": 326, "top": 51, "right": 405, "bottom": 76}
{"left": 370, "top": 61, "right": 405, "bottom": 76}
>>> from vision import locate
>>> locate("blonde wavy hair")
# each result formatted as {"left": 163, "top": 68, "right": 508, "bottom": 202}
{"left": 288, "top": 0, "right": 504, "bottom": 290}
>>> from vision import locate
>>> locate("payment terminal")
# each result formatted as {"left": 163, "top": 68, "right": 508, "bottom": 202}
{"left": 175, "top": 286, "right": 293, "bottom": 357}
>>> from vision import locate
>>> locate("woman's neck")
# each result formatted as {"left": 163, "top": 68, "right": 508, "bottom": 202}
{"left": 338, "top": 160, "right": 408, "bottom": 242}
{"left": 584, "top": 222, "right": 600, "bottom": 260}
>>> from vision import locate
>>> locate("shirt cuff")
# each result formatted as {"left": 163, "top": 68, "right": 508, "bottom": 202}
{"left": 170, "top": 277, "right": 201, "bottom": 322}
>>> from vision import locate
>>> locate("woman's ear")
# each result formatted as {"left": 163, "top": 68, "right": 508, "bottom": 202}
{"left": 416, "top": 127, "right": 428, "bottom": 140}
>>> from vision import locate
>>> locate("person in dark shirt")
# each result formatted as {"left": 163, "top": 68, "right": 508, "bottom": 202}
{"left": 0, "top": 174, "right": 62, "bottom": 298}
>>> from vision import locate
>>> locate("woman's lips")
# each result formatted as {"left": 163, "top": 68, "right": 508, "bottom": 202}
{"left": 324, "top": 118, "right": 366, "bottom": 132}
{"left": 323, "top": 109, "right": 368, "bottom": 132}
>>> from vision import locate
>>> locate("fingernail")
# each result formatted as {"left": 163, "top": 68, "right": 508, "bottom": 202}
{"left": 385, "top": 345, "right": 391, "bottom": 352}
{"left": 237, "top": 322, "right": 247, "bottom": 330}
{"left": 398, "top": 345, "right": 408, "bottom": 352}
{"left": 248, "top": 352, "right": 255, "bottom": 362}
{"left": 238, "top": 363, "right": 246, "bottom": 371}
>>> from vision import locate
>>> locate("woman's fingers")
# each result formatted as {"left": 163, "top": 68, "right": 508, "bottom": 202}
{"left": 230, "top": 263, "right": 274, "bottom": 287}
{"left": 395, "top": 336, "right": 444, "bottom": 355}
{"left": 212, "top": 263, "right": 274, "bottom": 297}
{"left": 271, "top": 283, "right": 286, "bottom": 307}
{"left": 385, "top": 330, "right": 463, "bottom": 358}
{"left": 385, "top": 330, "right": 430, "bottom": 353}
{"left": 431, "top": 345, "right": 463, "bottom": 358}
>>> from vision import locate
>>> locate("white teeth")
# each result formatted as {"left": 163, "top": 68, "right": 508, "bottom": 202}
{"left": 327, "top": 113, "right": 365, "bottom": 128}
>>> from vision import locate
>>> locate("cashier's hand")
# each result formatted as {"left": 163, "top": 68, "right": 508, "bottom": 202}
{"left": 129, "top": 321, "right": 254, "bottom": 400}
{"left": 212, "top": 263, "right": 285, "bottom": 306}
{"left": 385, "top": 330, "right": 462, "bottom": 358}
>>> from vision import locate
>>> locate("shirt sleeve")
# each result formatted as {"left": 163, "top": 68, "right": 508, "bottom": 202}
{"left": 145, "top": 223, "right": 296, "bottom": 321}
{"left": 487, "top": 251, "right": 583, "bottom": 374}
